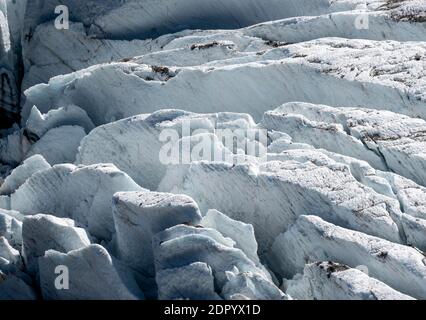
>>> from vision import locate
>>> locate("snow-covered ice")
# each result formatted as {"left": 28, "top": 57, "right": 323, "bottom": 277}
{"left": 159, "top": 157, "right": 403, "bottom": 252}
{"left": 77, "top": 110, "right": 258, "bottom": 189}
{"left": 153, "top": 224, "right": 286, "bottom": 300}
{"left": 269, "top": 215, "right": 426, "bottom": 299}
{"left": 0, "top": 155, "right": 50, "bottom": 195}
{"left": 10, "top": 163, "right": 144, "bottom": 240}
{"left": 285, "top": 261, "right": 415, "bottom": 300}
{"left": 21, "top": 37, "right": 426, "bottom": 126}
{"left": 112, "top": 191, "right": 202, "bottom": 278}
{"left": 156, "top": 262, "right": 220, "bottom": 300}
{"left": 22, "top": 214, "right": 91, "bottom": 275}
{"left": 262, "top": 102, "right": 426, "bottom": 186}
{"left": 0, "top": 208, "right": 23, "bottom": 248}
{"left": 39, "top": 244, "right": 144, "bottom": 300}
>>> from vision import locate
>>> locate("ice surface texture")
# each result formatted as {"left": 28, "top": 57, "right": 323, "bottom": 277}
{"left": 0, "top": 0, "right": 426, "bottom": 300}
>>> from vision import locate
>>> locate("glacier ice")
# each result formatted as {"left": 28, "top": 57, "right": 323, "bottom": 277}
{"left": 153, "top": 224, "right": 286, "bottom": 300}
{"left": 11, "top": 163, "right": 144, "bottom": 240}
{"left": 24, "top": 125, "right": 86, "bottom": 165}
{"left": 262, "top": 102, "right": 426, "bottom": 187}
{"left": 77, "top": 110, "right": 258, "bottom": 189}
{"left": 0, "top": 272, "right": 37, "bottom": 300}
{"left": 112, "top": 191, "right": 202, "bottom": 278}
{"left": 285, "top": 261, "right": 415, "bottom": 300}
{"left": 0, "top": 208, "right": 23, "bottom": 248}
{"left": 25, "top": 105, "right": 95, "bottom": 138}
{"left": 201, "top": 209, "right": 260, "bottom": 265}
{"left": 0, "top": 236, "right": 20, "bottom": 266}
{"left": 22, "top": 214, "right": 91, "bottom": 275}
{"left": 268, "top": 215, "right": 426, "bottom": 299}
{"left": 159, "top": 157, "right": 403, "bottom": 253}
{"left": 0, "top": 155, "right": 50, "bottom": 195}
{"left": 156, "top": 262, "right": 220, "bottom": 300}
{"left": 39, "top": 244, "right": 144, "bottom": 300}
{"left": 22, "top": 38, "right": 426, "bottom": 126}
